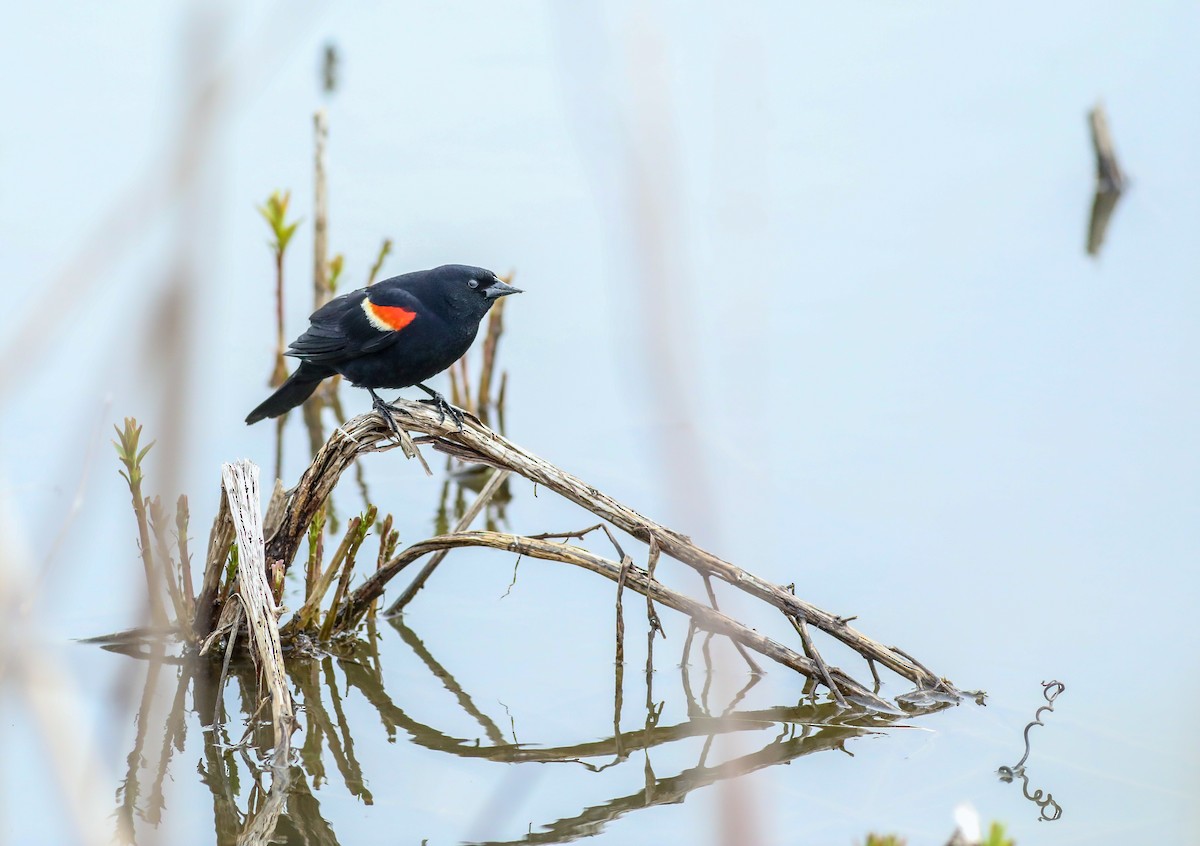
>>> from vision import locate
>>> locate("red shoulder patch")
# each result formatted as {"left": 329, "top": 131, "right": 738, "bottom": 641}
{"left": 363, "top": 299, "right": 417, "bottom": 332}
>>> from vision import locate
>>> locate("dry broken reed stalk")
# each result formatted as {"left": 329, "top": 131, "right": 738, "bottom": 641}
{"left": 216, "top": 460, "right": 295, "bottom": 754}
{"left": 211, "top": 403, "right": 964, "bottom": 711}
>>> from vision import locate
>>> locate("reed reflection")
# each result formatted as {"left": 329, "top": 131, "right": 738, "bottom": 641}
{"left": 104, "top": 613, "right": 949, "bottom": 846}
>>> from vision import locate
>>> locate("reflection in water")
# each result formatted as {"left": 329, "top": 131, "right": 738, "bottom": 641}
{"left": 997, "top": 680, "right": 1065, "bottom": 822}
{"left": 435, "top": 464, "right": 513, "bottom": 538}
{"left": 106, "top": 617, "right": 949, "bottom": 845}
{"left": 1085, "top": 103, "right": 1126, "bottom": 258}
{"left": 471, "top": 719, "right": 869, "bottom": 846}
{"left": 1086, "top": 186, "right": 1122, "bottom": 258}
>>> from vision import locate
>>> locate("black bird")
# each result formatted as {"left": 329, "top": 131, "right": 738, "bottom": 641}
{"left": 245, "top": 264, "right": 521, "bottom": 429}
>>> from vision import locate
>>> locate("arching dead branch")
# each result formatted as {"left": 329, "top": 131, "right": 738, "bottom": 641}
{"left": 207, "top": 401, "right": 966, "bottom": 709}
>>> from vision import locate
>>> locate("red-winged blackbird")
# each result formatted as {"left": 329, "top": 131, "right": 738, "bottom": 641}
{"left": 245, "top": 264, "right": 521, "bottom": 428}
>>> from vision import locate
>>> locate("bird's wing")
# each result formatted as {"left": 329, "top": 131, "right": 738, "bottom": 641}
{"left": 285, "top": 287, "right": 422, "bottom": 364}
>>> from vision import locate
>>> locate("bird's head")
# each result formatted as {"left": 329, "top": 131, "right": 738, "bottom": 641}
{"left": 456, "top": 266, "right": 522, "bottom": 301}
{"left": 375, "top": 265, "right": 522, "bottom": 325}
{"left": 432, "top": 265, "right": 522, "bottom": 320}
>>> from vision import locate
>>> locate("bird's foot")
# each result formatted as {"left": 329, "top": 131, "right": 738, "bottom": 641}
{"left": 368, "top": 389, "right": 407, "bottom": 442}
{"left": 417, "top": 392, "right": 466, "bottom": 432}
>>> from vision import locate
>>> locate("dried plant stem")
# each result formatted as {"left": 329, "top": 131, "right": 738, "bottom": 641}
{"left": 791, "top": 613, "right": 846, "bottom": 709}
{"left": 645, "top": 536, "right": 663, "bottom": 637}
{"left": 194, "top": 488, "right": 233, "bottom": 638}
{"left": 340, "top": 531, "right": 895, "bottom": 711}
{"left": 700, "top": 573, "right": 761, "bottom": 675}
{"left": 176, "top": 495, "right": 195, "bottom": 607}
{"left": 366, "top": 238, "right": 393, "bottom": 286}
{"left": 124, "top": 481, "right": 167, "bottom": 629}
{"left": 615, "top": 554, "right": 630, "bottom": 667}
{"left": 149, "top": 499, "right": 189, "bottom": 630}
{"left": 384, "top": 468, "right": 510, "bottom": 615}
{"left": 220, "top": 460, "right": 295, "bottom": 754}
{"left": 312, "top": 109, "right": 330, "bottom": 309}
{"left": 320, "top": 505, "right": 376, "bottom": 640}
{"left": 456, "top": 355, "right": 473, "bottom": 416}
{"left": 369, "top": 514, "right": 397, "bottom": 619}
{"left": 268, "top": 406, "right": 949, "bottom": 697}
{"left": 286, "top": 512, "right": 367, "bottom": 636}
{"left": 497, "top": 372, "right": 508, "bottom": 418}
{"left": 265, "top": 427, "right": 391, "bottom": 572}
{"left": 207, "top": 602, "right": 242, "bottom": 719}
{"left": 448, "top": 360, "right": 464, "bottom": 409}
{"left": 476, "top": 296, "right": 506, "bottom": 419}
{"left": 233, "top": 404, "right": 959, "bottom": 707}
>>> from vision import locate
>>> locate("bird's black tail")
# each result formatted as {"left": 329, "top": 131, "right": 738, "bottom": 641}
{"left": 245, "top": 362, "right": 331, "bottom": 424}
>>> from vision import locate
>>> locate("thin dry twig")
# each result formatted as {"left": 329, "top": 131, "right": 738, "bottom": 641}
{"left": 699, "top": 573, "right": 761, "bottom": 675}
{"left": 791, "top": 613, "right": 847, "bottom": 709}
{"left": 366, "top": 237, "right": 393, "bottom": 286}
{"left": 645, "top": 536, "right": 664, "bottom": 638}
{"left": 195, "top": 487, "right": 233, "bottom": 639}
{"left": 615, "top": 553, "right": 632, "bottom": 667}
{"left": 384, "top": 468, "right": 510, "bottom": 615}
{"left": 340, "top": 531, "right": 898, "bottom": 711}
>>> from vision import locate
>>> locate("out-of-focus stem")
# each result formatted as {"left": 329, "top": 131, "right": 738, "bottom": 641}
{"left": 313, "top": 109, "right": 330, "bottom": 309}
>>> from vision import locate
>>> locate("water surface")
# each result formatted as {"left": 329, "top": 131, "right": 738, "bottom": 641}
{"left": 2, "top": 2, "right": 1198, "bottom": 844}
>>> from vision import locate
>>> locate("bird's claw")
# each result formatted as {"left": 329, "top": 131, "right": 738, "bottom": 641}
{"left": 417, "top": 395, "right": 466, "bottom": 432}
{"left": 369, "top": 390, "right": 407, "bottom": 442}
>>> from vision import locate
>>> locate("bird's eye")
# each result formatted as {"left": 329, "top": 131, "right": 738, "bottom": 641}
{"left": 468, "top": 279, "right": 479, "bottom": 289}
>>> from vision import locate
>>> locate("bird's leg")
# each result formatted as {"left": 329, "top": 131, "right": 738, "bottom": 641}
{"left": 415, "top": 382, "right": 465, "bottom": 431}
{"left": 368, "top": 388, "right": 406, "bottom": 441}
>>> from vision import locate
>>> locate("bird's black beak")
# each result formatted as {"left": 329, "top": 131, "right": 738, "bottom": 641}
{"left": 484, "top": 280, "right": 523, "bottom": 299}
